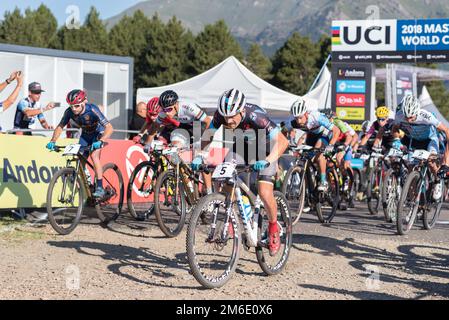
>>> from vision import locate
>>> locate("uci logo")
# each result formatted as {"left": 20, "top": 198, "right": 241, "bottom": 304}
{"left": 333, "top": 21, "right": 397, "bottom": 51}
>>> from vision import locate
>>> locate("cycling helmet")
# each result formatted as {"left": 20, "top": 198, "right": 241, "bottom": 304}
{"left": 323, "top": 108, "right": 336, "bottom": 119}
{"left": 218, "top": 88, "right": 246, "bottom": 117}
{"left": 66, "top": 89, "right": 86, "bottom": 105}
{"left": 159, "top": 90, "right": 179, "bottom": 109}
{"left": 147, "top": 97, "right": 161, "bottom": 115}
{"left": 400, "top": 95, "right": 420, "bottom": 117}
{"left": 375, "top": 106, "right": 389, "bottom": 119}
{"left": 361, "top": 120, "right": 372, "bottom": 133}
{"left": 291, "top": 98, "right": 307, "bottom": 117}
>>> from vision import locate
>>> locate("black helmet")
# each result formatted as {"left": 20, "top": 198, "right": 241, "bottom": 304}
{"left": 159, "top": 90, "right": 179, "bottom": 109}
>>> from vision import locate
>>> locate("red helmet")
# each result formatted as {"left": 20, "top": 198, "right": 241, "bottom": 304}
{"left": 147, "top": 97, "right": 161, "bottom": 115}
{"left": 66, "top": 89, "right": 87, "bottom": 105}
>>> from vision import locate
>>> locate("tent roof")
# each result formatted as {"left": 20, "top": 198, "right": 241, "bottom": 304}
{"left": 137, "top": 56, "right": 299, "bottom": 113}
{"left": 419, "top": 85, "right": 449, "bottom": 128}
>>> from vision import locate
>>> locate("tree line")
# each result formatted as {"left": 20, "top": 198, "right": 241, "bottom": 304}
{"left": 1, "top": 5, "right": 448, "bottom": 118}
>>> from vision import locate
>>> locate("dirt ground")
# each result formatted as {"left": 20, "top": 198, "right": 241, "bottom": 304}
{"left": 0, "top": 205, "right": 448, "bottom": 300}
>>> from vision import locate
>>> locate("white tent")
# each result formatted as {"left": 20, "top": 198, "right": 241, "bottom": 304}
{"left": 419, "top": 85, "right": 449, "bottom": 128}
{"left": 303, "top": 67, "right": 332, "bottom": 111}
{"left": 137, "top": 56, "right": 300, "bottom": 118}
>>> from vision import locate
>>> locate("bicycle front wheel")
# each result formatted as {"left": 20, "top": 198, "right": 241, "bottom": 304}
{"left": 256, "top": 191, "right": 292, "bottom": 275}
{"left": 315, "top": 168, "right": 340, "bottom": 223}
{"left": 186, "top": 193, "right": 240, "bottom": 289}
{"left": 423, "top": 178, "right": 444, "bottom": 230}
{"left": 382, "top": 168, "right": 398, "bottom": 223}
{"left": 367, "top": 166, "right": 382, "bottom": 215}
{"left": 127, "top": 161, "right": 156, "bottom": 219}
{"left": 281, "top": 166, "right": 305, "bottom": 225}
{"left": 397, "top": 171, "right": 421, "bottom": 235}
{"left": 154, "top": 170, "right": 187, "bottom": 237}
{"left": 46, "top": 168, "right": 84, "bottom": 235}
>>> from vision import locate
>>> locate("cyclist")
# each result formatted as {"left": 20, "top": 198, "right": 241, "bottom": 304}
{"left": 150, "top": 90, "right": 214, "bottom": 195}
{"left": 360, "top": 106, "right": 400, "bottom": 152}
{"left": 284, "top": 100, "right": 342, "bottom": 192}
{"left": 392, "top": 95, "right": 449, "bottom": 200}
{"left": 132, "top": 97, "right": 162, "bottom": 148}
{"left": 46, "top": 89, "right": 114, "bottom": 198}
{"left": 192, "top": 88, "right": 289, "bottom": 256}
{"left": 325, "top": 112, "right": 358, "bottom": 207}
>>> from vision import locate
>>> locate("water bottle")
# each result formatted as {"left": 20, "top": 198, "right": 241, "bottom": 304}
{"left": 242, "top": 195, "right": 253, "bottom": 223}
{"left": 85, "top": 168, "right": 92, "bottom": 185}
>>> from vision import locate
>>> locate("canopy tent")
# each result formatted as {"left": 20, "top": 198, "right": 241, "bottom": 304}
{"left": 137, "top": 56, "right": 301, "bottom": 120}
{"left": 419, "top": 85, "right": 449, "bottom": 128}
{"left": 304, "top": 67, "right": 332, "bottom": 112}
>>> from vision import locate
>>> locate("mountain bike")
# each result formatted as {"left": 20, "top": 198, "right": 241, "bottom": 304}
{"left": 366, "top": 148, "right": 387, "bottom": 215}
{"left": 396, "top": 149, "right": 445, "bottom": 235}
{"left": 46, "top": 143, "right": 124, "bottom": 235}
{"left": 186, "top": 162, "right": 292, "bottom": 289}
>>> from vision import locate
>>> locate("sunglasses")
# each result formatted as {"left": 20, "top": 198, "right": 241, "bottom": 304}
{"left": 70, "top": 103, "right": 83, "bottom": 109}
{"left": 378, "top": 118, "right": 387, "bottom": 121}
{"left": 163, "top": 107, "right": 174, "bottom": 113}
{"left": 31, "top": 91, "right": 42, "bottom": 95}
{"left": 148, "top": 112, "right": 158, "bottom": 117}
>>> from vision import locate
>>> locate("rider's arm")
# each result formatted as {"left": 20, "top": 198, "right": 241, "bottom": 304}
{"left": 39, "top": 116, "right": 52, "bottom": 129}
{"left": 100, "top": 123, "right": 113, "bottom": 142}
{"left": 1, "top": 77, "right": 22, "bottom": 111}
{"left": 266, "top": 131, "right": 289, "bottom": 163}
{"left": 373, "top": 125, "right": 388, "bottom": 148}
{"left": 437, "top": 123, "right": 449, "bottom": 165}
{"left": 50, "top": 124, "right": 64, "bottom": 142}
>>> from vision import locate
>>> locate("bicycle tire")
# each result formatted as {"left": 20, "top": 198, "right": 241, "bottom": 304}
{"left": 367, "top": 166, "right": 382, "bottom": 215}
{"left": 381, "top": 168, "right": 396, "bottom": 223}
{"left": 423, "top": 176, "right": 444, "bottom": 230}
{"left": 96, "top": 163, "right": 124, "bottom": 223}
{"left": 46, "top": 167, "right": 84, "bottom": 235}
{"left": 154, "top": 170, "right": 187, "bottom": 237}
{"left": 281, "top": 166, "right": 305, "bottom": 225}
{"left": 127, "top": 161, "right": 156, "bottom": 219}
{"left": 397, "top": 170, "right": 421, "bottom": 235}
{"left": 315, "top": 168, "right": 340, "bottom": 223}
{"left": 186, "top": 193, "right": 240, "bottom": 289}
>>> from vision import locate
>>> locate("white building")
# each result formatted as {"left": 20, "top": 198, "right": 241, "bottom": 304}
{"left": 0, "top": 43, "right": 133, "bottom": 139}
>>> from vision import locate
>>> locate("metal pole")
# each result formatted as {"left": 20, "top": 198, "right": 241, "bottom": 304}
{"left": 308, "top": 54, "right": 331, "bottom": 93}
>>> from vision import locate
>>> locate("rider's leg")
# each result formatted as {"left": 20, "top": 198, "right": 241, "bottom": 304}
{"left": 258, "top": 173, "right": 280, "bottom": 256}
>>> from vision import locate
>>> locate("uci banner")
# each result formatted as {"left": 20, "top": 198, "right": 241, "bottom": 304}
{"left": 332, "top": 18, "right": 449, "bottom": 63}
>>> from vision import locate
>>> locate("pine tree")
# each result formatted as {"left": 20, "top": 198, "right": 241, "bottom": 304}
{"left": 270, "top": 32, "right": 320, "bottom": 95}
{"left": 190, "top": 20, "right": 243, "bottom": 74}
{"left": 245, "top": 43, "right": 272, "bottom": 80}
{"left": 139, "top": 16, "right": 191, "bottom": 87}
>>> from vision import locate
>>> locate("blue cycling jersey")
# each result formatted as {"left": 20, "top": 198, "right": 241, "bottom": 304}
{"left": 59, "top": 104, "right": 109, "bottom": 135}
{"left": 13, "top": 97, "right": 45, "bottom": 129}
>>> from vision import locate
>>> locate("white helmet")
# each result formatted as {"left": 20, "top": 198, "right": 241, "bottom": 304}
{"left": 361, "top": 120, "right": 372, "bottom": 133}
{"left": 291, "top": 98, "right": 307, "bottom": 117}
{"left": 218, "top": 89, "right": 246, "bottom": 117}
{"left": 401, "top": 95, "right": 420, "bottom": 118}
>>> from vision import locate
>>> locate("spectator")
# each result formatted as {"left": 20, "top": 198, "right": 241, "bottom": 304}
{"left": 128, "top": 101, "right": 147, "bottom": 139}
{"left": 0, "top": 71, "right": 23, "bottom": 131}
{"left": 13, "top": 82, "right": 55, "bottom": 135}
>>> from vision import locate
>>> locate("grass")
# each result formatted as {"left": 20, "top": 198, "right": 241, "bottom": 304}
{"left": 0, "top": 216, "right": 46, "bottom": 242}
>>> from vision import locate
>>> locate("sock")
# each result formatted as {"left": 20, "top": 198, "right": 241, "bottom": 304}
{"left": 320, "top": 173, "right": 326, "bottom": 183}
{"left": 206, "top": 188, "right": 213, "bottom": 195}
{"left": 97, "top": 179, "right": 103, "bottom": 189}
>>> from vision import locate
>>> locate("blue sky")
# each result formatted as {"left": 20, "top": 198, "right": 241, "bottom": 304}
{"left": 0, "top": 0, "right": 143, "bottom": 25}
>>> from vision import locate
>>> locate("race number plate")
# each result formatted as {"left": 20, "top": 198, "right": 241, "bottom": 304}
{"left": 62, "top": 144, "right": 81, "bottom": 156}
{"left": 162, "top": 147, "right": 178, "bottom": 155}
{"left": 212, "top": 162, "right": 236, "bottom": 179}
{"left": 151, "top": 140, "right": 164, "bottom": 151}
{"left": 360, "top": 154, "right": 369, "bottom": 160}
{"left": 387, "top": 149, "right": 403, "bottom": 158}
{"left": 412, "top": 149, "right": 430, "bottom": 161}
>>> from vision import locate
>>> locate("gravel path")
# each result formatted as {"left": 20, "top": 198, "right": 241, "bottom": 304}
{"left": 0, "top": 204, "right": 448, "bottom": 300}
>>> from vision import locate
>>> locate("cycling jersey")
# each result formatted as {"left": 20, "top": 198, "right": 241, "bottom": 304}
{"left": 157, "top": 101, "right": 207, "bottom": 125}
{"left": 333, "top": 119, "right": 355, "bottom": 142}
{"left": 286, "top": 111, "right": 334, "bottom": 136}
{"left": 367, "top": 118, "right": 395, "bottom": 146}
{"left": 394, "top": 109, "right": 440, "bottom": 141}
{"left": 59, "top": 104, "right": 109, "bottom": 135}
{"left": 13, "top": 97, "right": 44, "bottom": 129}
{"left": 211, "top": 103, "right": 280, "bottom": 142}
{"left": 0, "top": 101, "right": 3, "bottom": 113}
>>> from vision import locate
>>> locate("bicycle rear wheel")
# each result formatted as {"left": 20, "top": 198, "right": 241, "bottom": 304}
{"left": 186, "top": 193, "right": 240, "bottom": 289}
{"left": 281, "top": 166, "right": 305, "bottom": 225}
{"left": 127, "top": 161, "right": 156, "bottom": 219}
{"left": 423, "top": 177, "right": 444, "bottom": 230}
{"left": 46, "top": 168, "right": 84, "bottom": 235}
{"left": 382, "top": 169, "right": 398, "bottom": 223}
{"left": 96, "top": 163, "right": 124, "bottom": 223}
{"left": 256, "top": 191, "right": 292, "bottom": 275}
{"left": 367, "top": 166, "right": 382, "bottom": 215}
{"left": 154, "top": 170, "right": 186, "bottom": 237}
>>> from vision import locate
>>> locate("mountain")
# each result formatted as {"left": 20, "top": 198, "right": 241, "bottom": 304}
{"left": 105, "top": 0, "right": 449, "bottom": 55}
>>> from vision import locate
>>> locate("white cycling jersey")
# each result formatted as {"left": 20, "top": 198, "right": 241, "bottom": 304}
{"left": 394, "top": 109, "right": 440, "bottom": 141}
{"left": 157, "top": 100, "right": 207, "bottom": 125}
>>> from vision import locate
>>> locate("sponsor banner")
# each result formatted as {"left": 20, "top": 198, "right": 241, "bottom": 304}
{"left": 332, "top": 19, "right": 449, "bottom": 63}
{"left": 395, "top": 70, "right": 415, "bottom": 105}
{"left": 336, "top": 80, "right": 366, "bottom": 93}
{"left": 0, "top": 135, "right": 77, "bottom": 209}
{"left": 0, "top": 135, "right": 229, "bottom": 208}
{"left": 336, "top": 107, "right": 366, "bottom": 121}
{"left": 336, "top": 94, "right": 366, "bottom": 107}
